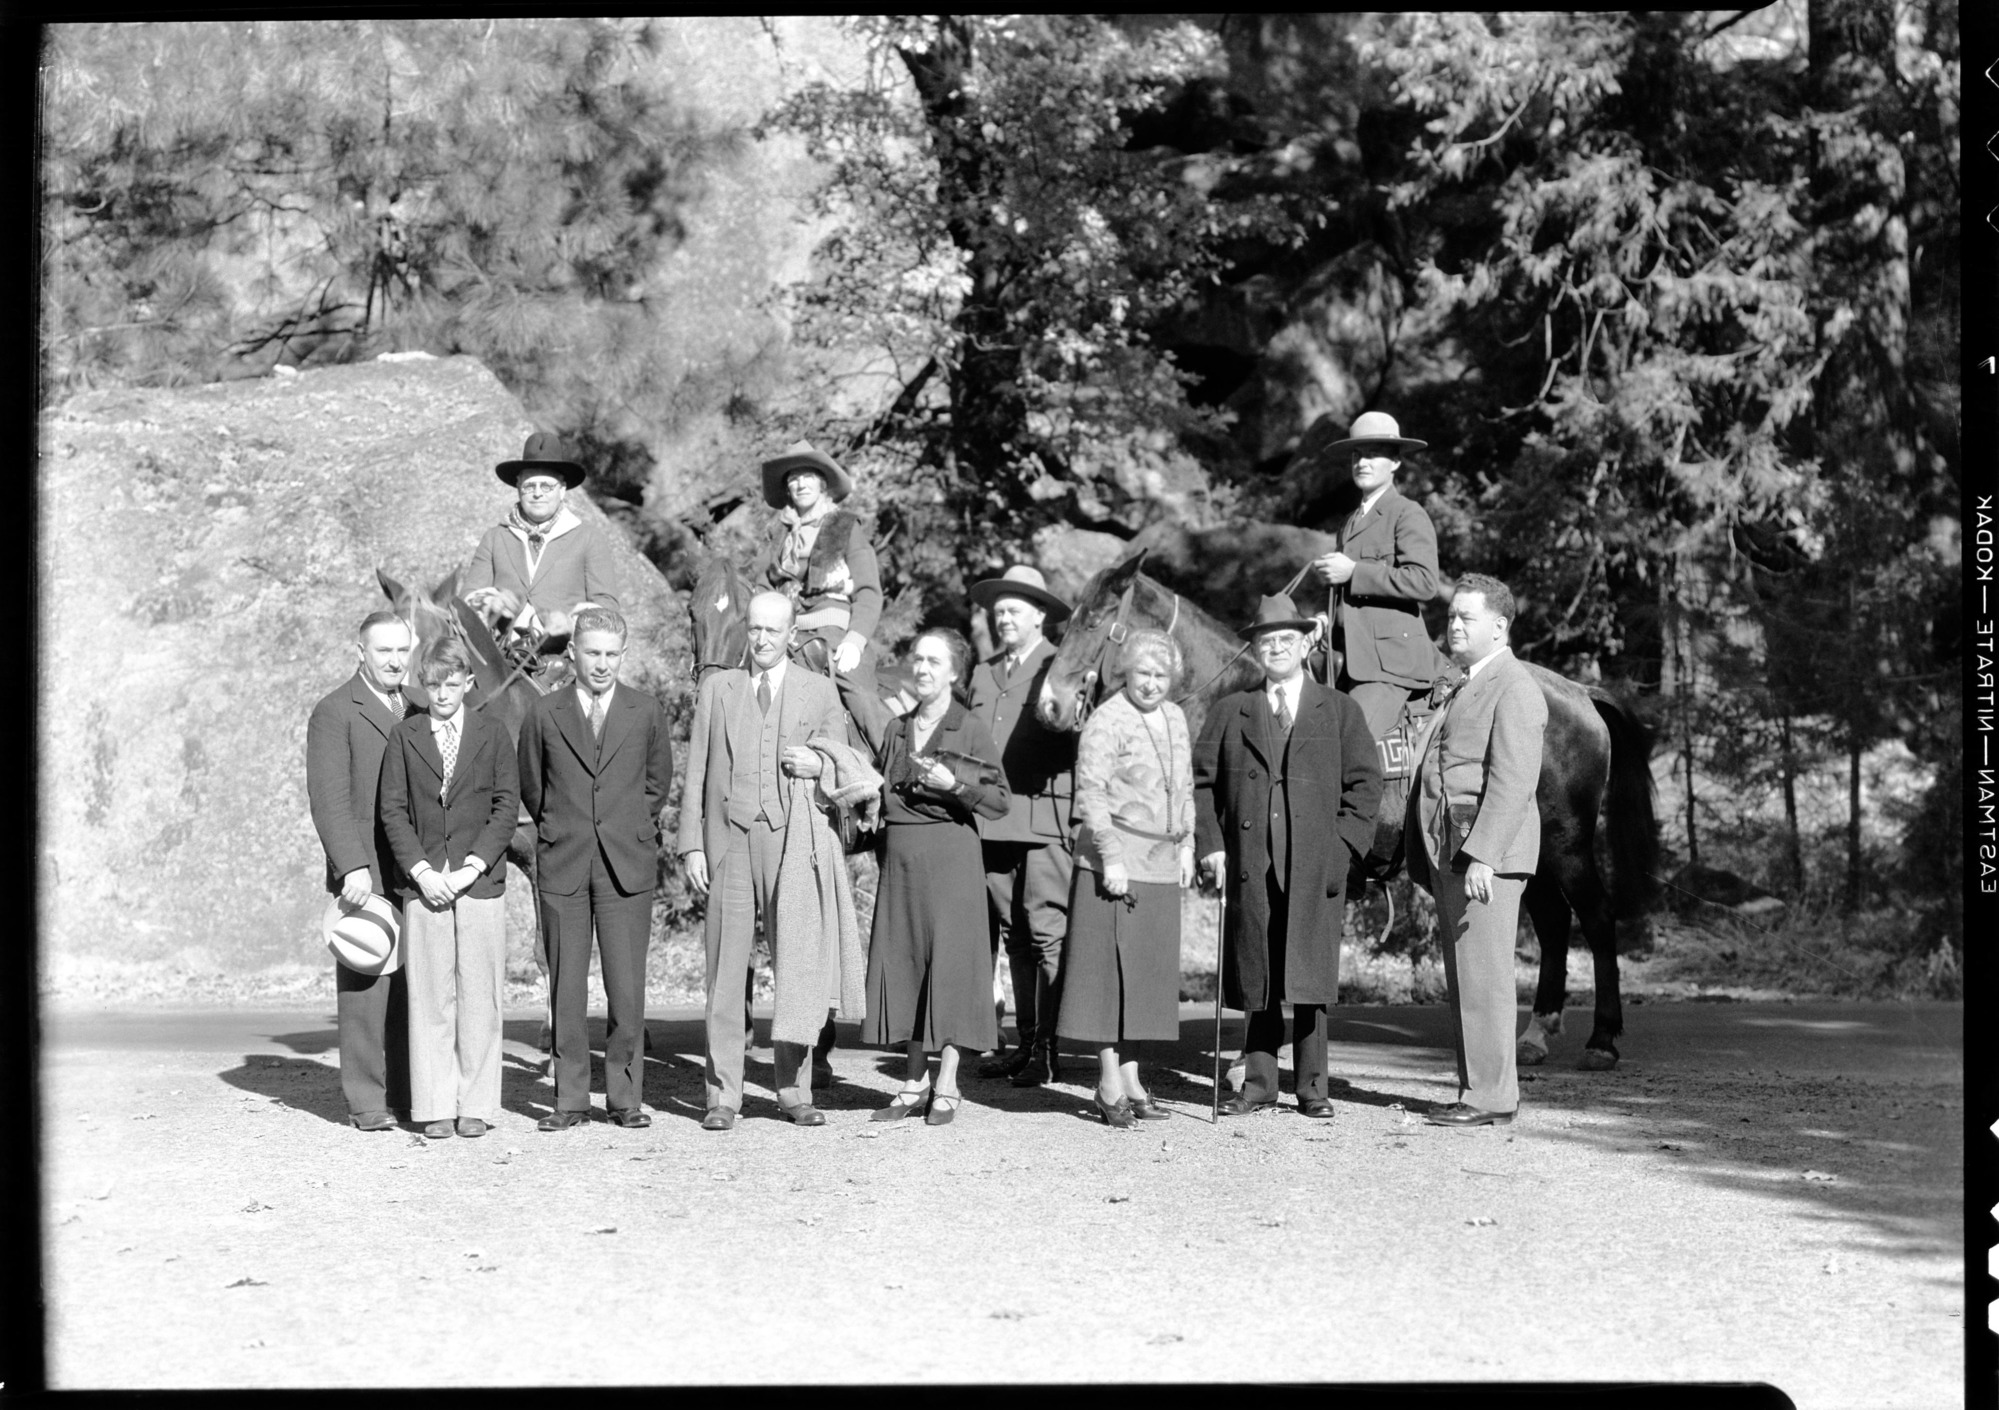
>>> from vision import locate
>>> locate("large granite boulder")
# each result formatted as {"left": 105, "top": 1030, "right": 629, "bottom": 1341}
{"left": 40, "top": 354, "right": 690, "bottom": 992}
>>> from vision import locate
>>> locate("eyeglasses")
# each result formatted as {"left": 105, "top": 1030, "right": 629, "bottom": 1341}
{"left": 519, "top": 481, "right": 564, "bottom": 496}
{"left": 1255, "top": 634, "right": 1302, "bottom": 652}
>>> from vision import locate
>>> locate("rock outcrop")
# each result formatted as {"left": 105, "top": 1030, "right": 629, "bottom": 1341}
{"left": 41, "top": 355, "right": 690, "bottom": 986}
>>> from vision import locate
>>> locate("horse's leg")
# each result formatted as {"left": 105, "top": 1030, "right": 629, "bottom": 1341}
{"left": 1517, "top": 872, "right": 1572, "bottom": 1066}
{"left": 1559, "top": 855, "right": 1622, "bottom": 1070}
{"left": 508, "top": 817, "right": 555, "bottom": 1067}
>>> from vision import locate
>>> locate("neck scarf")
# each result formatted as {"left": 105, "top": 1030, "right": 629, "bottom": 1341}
{"left": 776, "top": 500, "right": 834, "bottom": 582}
{"left": 509, "top": 503, "right": 563, "bottom": 554}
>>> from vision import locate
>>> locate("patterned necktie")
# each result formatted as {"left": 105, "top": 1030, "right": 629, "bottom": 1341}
{"left": 438, "top": 720, "right": 458, "bottom": 798}
{"left": 757, "top": 673, "right": 773, "bottom": 716}
{"left": 1273, "top": 689, "right": 1293, "bottom": 738}
{"left": 589, "top": 689, "right": 608, "bottom": 740}
{"left": 385, "top": 689, "right": 402, "bottom": 717}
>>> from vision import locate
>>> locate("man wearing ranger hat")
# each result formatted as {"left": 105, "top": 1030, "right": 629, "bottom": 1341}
{"left": 1307, "top": 410, "right": 1450, "bottom": 741}
{"left": 1194, "top": 593, "right": 1383, "bottom": 1119}
{"left": 464, "top": 430, "right": 623, "bottom": 650}
{"left": 966, "top": 565, "right": 1077, "bottom": 1087}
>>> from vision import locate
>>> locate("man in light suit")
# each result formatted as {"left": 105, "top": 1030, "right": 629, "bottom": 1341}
{"left": 305, "top": 610, "right": 416, "bottom": 1131}
{"left": 1406, "top": 572, "right": 1547, "bottom": 1127}
{"left": 966, "top": 565, "right": 1076, "bottom": 1087}
{"left": 680, "top": 591, "right": 848, "bottom": 1131}
{"left": 517, "top": 606, "right": 673, "bottom": 1130}
{"left": 1195, "top": 594, "right": 1383, "bottom": 1119}
{"left": 1308, "top": 410, "right": 1451, "bottom": 741}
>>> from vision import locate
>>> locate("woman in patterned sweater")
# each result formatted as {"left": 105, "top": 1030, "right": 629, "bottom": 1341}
{"left": 1058, "top": 628, "right": 1195, "bottom": 1128}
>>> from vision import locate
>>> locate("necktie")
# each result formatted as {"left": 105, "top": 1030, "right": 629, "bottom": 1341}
{"left": 1273, "top": 690, "right": 1292, "bottom": 738}
{"left": 438, "top": 721, "right": 458, "bottom": 798}
{"left": 385, "top": 690, "right": 402, "bottom": 717}
{"left": 589, "top": 689, "right": 608, "bottom": 740}
{"left": 757, "top": 673, "right": 773, "bottom": 716}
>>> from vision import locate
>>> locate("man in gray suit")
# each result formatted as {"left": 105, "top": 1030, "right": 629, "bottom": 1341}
{"left": 1406, "top": 572, "right": 1547, "bottom": 1127}
{"left": 680, "top": 590, "right": 848, "bottom": 1130}
{"left": 305, "top": 610, "right": 416, "bottom": 1131}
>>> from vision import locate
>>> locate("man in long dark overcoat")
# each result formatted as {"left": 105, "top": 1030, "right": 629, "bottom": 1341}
{"left": 1194, "top": 593, "right": 1383, "bottom": 1118}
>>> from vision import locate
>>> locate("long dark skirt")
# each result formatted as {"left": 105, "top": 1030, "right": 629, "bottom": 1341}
{"left": 1056, "top": 870, "right": 1182, "bottom": 1044}
{"left": 862, "top": 818, "right": 999, "bottom": 1053}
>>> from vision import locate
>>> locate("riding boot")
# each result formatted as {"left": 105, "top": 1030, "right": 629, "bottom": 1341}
{"left": 1010, "top": 1039, "right": 1057, "bottom": 1088}
{"left": 979, "top": 1043, "right": 1034, "bottom": 1080}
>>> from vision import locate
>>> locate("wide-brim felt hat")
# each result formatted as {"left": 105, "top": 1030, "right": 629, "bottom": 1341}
{"left": 1325, "top": 410, "right": 1427, "bottom": 455}
{"left": 321, "top": 893, "right": 401, "bottom": 976}
{"left": 496, "top": 430, "right": 586, "bottom": 488}
{"left": 1237, "top": 592, "right": 1320, "bottom": 641}
{"left": 968, "top": 564, "right": 1071, "bottom": 624}
{"left": 761, "top": 441, "right": 854, "bottom": 508}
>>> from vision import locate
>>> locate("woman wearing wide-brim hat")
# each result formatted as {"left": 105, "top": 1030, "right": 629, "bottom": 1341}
{"left": 752, "top": 440, "right": 884, "bottom": 706}
{"left": 463, "top": 430, "right": 623, "bottom": 649}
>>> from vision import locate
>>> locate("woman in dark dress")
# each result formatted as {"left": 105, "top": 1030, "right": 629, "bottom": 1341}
{"left": 848, "top": 628, "right": 1011, "bottom": 1126}
{"left": 1058, "top": 628, "right": 1194, "bottom": 1128}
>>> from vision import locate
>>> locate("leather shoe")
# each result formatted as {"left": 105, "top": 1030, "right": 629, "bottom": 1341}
{"left": 1425, "top": 1102, "right": 1515, "bottom": 1127}
{"left": 978, "top": 1045, "right": 1032, "bottom": 1080}
{"left": 537, "top": 1109, "right": 590, "bottom": 1131}
{"left": 700, "top": 1106, "right": 738, "bottom": 1132}
{"left": 778, "top": 1101, "right": 826, "bottom": 1127}
{"left": 455, "top": 1117, "right": 488, "bottom": 1138}
{"left": 1129, "top": 1095, "right": 1171, "bottom": 1122}
{"left": 1010, "top": 1045, "right": 1057, "bottom": 1088}
{"left": 606, "top": 1108, "right": 651, "bottom": 1129}
{"left": 349, "top": 1111, "right": 396, "bottom": 1133}
{"left": 924, "top": 1093, "right": 961, "bottom": 1126}
{"left": 1093, "top": 1093, "right": 1135, "bottom": 1129}
{"left": 1299, "top": 1098, "right": 1337, "bottom": 1120}
{"left": 1218, "top": 1094, "right": 1278, "bottom": 1117}
{"left": 870, "top": 1086, "right": 931, "bottom": 1122}
{"left": 422, "top": 1119, "right": 455, "bottom": 1140}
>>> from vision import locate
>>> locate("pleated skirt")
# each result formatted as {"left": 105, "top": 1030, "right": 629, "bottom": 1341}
{"left": 862, "top": 818, "right": 999, "bottom": 1053}
{"left": 1055, "top": 870, "right": 1182, "bottom": 1044}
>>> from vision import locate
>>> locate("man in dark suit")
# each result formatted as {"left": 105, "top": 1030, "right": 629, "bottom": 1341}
{"left": 1407, "top": 573, "right": 1546, "bottom": 1127}
{"left": 679, "top": 590, "right": 849, "bottom": 1131}
{"left": 1195, "top": 594, "right": 1383, "bottom": 1118}
{"left": 305, "top": 610, "right": 417, "bottom": 1131}
{"left": 517, "top": 606, "right": 673, "bottom": 1130}
{"left": 1308, "top": 411, "right": 1451, "bottom": 741}
{"left": 966, "top": 565, "right": 1076, "bottom": 1087}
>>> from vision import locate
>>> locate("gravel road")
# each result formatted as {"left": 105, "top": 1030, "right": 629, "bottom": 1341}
{"left": 39, "top": 1000, "right": 1963, "bottom": 1403}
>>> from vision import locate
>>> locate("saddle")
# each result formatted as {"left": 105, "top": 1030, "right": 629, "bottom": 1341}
{"left": 1360, "top": 680, "right": 1454, "bottom": 875}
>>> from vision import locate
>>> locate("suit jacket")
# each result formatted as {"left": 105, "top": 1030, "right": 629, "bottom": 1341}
{"left": 307, "top": 671, "right": 421, "bottom": 895}
{"left": 1328, "top": 483, "right": 1448, "bottom": 689}
{"left": 675, "top": 666, "right": 845, "bottom": 862}
{"left": 518, "top": 683, "right": 673, "bottom": 897}
{"left": 464, "top": 512, "right": 622, "bottom": 619}
{"left": 1406, "top": 648, "right": 1546, "bottom": 889}
{"left": 378, "top": 706, "right": 519, "bottom": 902}
{"left": 968, "top": 638, "right": 1074, "bottom": 845}
{"left": 1193, "top": 678, "right": 1383, "bottom": 1007}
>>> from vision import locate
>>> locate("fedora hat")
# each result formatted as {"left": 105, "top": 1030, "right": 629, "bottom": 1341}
{"left": 761, "top": 441, "right": 855, "bottom": 508}
{"left": 1325, "top": 410, "right": 1427, "bottom": 455}
{"left": 496, "top": 430, "right": 586, "bottom": 488}
{"left": 967, "top": 564, "right": 1071, "bottom": 624}
{"left": 1237, "top": 592, "right": 1320, "bottom": 641}
{"left": 321, "top": 893, "right": 402, "bottom": 976}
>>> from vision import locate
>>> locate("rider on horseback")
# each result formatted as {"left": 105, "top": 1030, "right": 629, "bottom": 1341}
{"left": 462, "top": 431, "right": 623, "bottom": 687}
{"left": 1306, "top": 410, "right": 1452, "bottom": 744}
{"left": 753, "top": 441, "right": 884, "bottom": 714}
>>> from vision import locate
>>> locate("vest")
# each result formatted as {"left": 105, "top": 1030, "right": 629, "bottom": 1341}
{"left": 1266, "top": 693, "right": 1294, "bottom": 888}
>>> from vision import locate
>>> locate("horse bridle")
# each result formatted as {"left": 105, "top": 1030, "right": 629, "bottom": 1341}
{"left": 1074, "top": 576, "right": 1252, "bottom": 719}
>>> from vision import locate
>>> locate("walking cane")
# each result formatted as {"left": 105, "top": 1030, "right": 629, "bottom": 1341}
{"left": 1212, "top": 884, "right": 1226, "bottom": 1125}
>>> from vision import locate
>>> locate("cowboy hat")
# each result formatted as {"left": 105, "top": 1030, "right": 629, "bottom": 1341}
{"left": 967, "top": 564, "right": 1071, "bottom": 624}
{"left": 1324, "top": 410, "right": 1427, "bottom": 455}
{"left": 495, "top": 430, "right": 586, "bottom": 488}
{"left": 321, "top": 893, "right": 402, "bottom": 976}
{"left": 1237, "top": 592, "right": 1320, "bottom": 641}
{"left": 760, "top": 441, "right": 855, "bottom": 509}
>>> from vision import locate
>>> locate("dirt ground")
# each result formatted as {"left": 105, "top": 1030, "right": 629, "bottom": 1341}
{"left": 37, "top": 998, "right": 1962, "bottom": 1402}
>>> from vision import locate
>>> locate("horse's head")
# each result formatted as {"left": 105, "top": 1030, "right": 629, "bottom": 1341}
{"left": 689, "top": 555, "right": 752, "bottom": 681}
{"left": 378, "top": 565, "right": 508, "bottom": 714}
{"left": 1036, "top": 549, "right": 1151, "bottom": 733}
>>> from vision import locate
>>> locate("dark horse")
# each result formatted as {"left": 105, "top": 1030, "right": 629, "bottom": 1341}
{"left": 1036, "top": 550, "right": 1657, "bottom": 1070}
{"left": 689, "top": 554, "right": 918, "bottom": 704}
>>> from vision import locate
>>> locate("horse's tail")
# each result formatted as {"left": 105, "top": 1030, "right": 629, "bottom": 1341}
{"left": 1591, "top": 691, "right": 1659, "bottom": 920}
